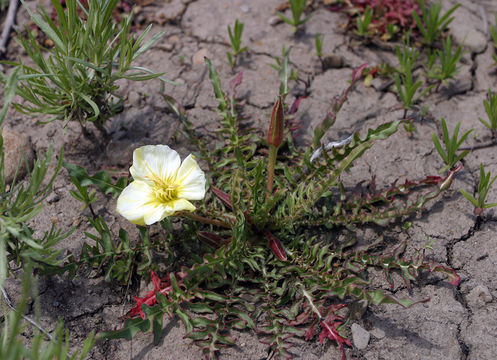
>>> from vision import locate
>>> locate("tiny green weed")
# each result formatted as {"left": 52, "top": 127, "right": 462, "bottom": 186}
{"left": 1, "top": 0, "right": 167, "bottom": 136}
{"left": 226, "top": 19, "right": 248, "bottom": 69}
{"left": 432, "top": 118, "right": 472, "bottom": 173}
{"left": 425, "top": 37, "right": 463, "bottom": 91}
{"left": 278, "top": 0, "right": 311, "bottom": 34}
{"left": 394, "top": 38, "right": 432, "bottom": 116}
{"left": 460, "top": 164, "right": 497, "bottom": 216}
{"left": 355, "top": 6, "right": 373, "bottom": 37}
{"left": 490, "top": 14, "right": 497, "bottom": 64}
{"left": 479, "top": 89, "right": 497, "bottom": 139}
{"left": 315, "top": 33, "right": 323, "bottom": 58}
{"left": 412, "top": 0, "right": 460, "bottom": 46}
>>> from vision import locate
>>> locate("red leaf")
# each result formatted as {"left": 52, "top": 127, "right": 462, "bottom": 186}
{"left": 319, "top": 319, "right": 351, "bottom": 360}
{"left": 351, "top": 63, "right": 368, "bottom": 82}
{"left": 230, "top": 71, "right": 243, "bottom": 91}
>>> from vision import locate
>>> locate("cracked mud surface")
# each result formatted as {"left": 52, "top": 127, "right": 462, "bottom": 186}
{"left": 2, "top": 0, "right": 497, "bottom": 359}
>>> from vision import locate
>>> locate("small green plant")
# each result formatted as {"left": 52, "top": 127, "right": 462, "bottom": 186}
{"left": 432, "top": 118, "right": 472, "bottom": 172}
{"left": 385, "top": 22, "right": 399, "bottom": 40}
{"left": 0, "top": 69, "right": 70, "bottom": 282}
{"left": 2, "top": 0, "right": 167, "bottom": 136}
{"left": 412, "top": 0, "right": 460, "bottom": 46}
{"left": 403, "top": 118, "right": 417, "bottom": 137}
{"left": 394, "top": 37, "right": 432, "bottom": 117}
{"left": 315, "top": 33, "right": 323, "bottom": 58}
{"left": 226, "top": 19, "right": 248, "bottom": 69}
{"left": 490, "top": 14, "right": 497, "bottom": 64}
{"left": 270, "top": 45, "right": 299, "bottom": 95}
{"left": 479, "top": 89, "right": 497, "bottom": 139}
{"left": 355, "top": 6, "right": 373, "bottom": 37}
{"left": 425, "top": 37, "right": 463, "bottom": 90}
{"left": 278, "top": 0, "right": 311, "bottom": 34}
{"left": 460, "top": 164, "right": 497, "bottom": 216}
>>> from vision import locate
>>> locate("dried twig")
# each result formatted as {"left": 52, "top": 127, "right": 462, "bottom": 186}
{"left": 0, "top": 0, "right": 19, "bottom": 55}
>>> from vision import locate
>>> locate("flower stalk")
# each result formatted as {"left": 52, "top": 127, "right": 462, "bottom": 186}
{"left": 180, "top": 211, "right": 232, "bottom": 229}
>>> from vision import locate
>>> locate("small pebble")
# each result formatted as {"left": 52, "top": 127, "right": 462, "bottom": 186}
{"left": 240, "top": 4, "right": 250, "bottom": 13}
{"left": 351, "top": 323, "right": 370, "bottom": 350}
{"left": 269, "top": 16, "right": 282, "bottom": 26}
{"left": 127, "top": 91, "right": 141, "bottom": 106}
{"left": 52, "top": 301, "right": 60, "bottom": 307}
{"left": 193, "top": 48, "right": 209, "bottom": 65}
{"left": 322, "top": 55, "right": 343, "bottom": 69}
{"left": 370, "top": 327, "right": 385, "bottom": 339}
{"left": 46, "top": 192, "right": 60, "bottom": 204}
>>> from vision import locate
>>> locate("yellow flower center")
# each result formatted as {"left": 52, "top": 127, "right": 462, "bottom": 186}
{"left": 155, "top": 184, "right": 179, "bottom": 203}
{"left": 147, "top": 172, "right": 179, "bottom": 203}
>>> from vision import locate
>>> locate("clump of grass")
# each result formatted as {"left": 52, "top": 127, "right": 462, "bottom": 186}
{"left": 479, "top": 89, "right": 497, "bottom": 139}
{"left": 412, "top": 0, "right": 460, "bottom": 46}
{"left": 226, "top": 19, "right": 248, "bottom": 69}
{"left": 1, "top": 0, "right": 168, "bottom": 137}
{"left": 460, "top": 164, "right": 497, "bottom": 216}
{"left": 278, "top": 0, "right": 311, "bottom": 34}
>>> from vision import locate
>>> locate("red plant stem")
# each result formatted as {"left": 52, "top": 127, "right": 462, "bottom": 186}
{"left": 180, "top": 212, "right": 232, "bottom": 229}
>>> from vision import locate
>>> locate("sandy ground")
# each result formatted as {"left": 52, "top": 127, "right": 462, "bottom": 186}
{"left": 2, "top": 0, "right": 497, "bottom": 359}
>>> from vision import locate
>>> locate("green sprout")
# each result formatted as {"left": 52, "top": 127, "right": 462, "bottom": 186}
{"left": 412, "top": 0, "right": 460, "bottom": 46}
{"left": 226, "top": 19, "right": 248, "bottom": 69}
{"left": 403, "top": 118, "right": 417, "bottom": 137}
{"left": 479, "top": 89, "right": 497, "bottom": 139}
{"left": 2, "top": 0, "right": 167, "bottom": 137}
{"left": 385, "top": 22, "right": 399, "bottom": 40}
{"left": 490, "top": 14, "right": 497, "bottom": 64}
{"left": 394, "top": 37, "right": 432, "bottom": 117}
{"left": 270, "top": 45, "right": 299, "bottom": 96}
{"left": 460, "top": 164, "right": 497, "bottom": 216}
{"left": 278, "top": 0, "right": 311, "bottom": 34}
{"left": 315, "top": 33, "right": 323, "bottom": 57}
{"left": 355, "top": 6, "right": 373, "bottom": 37}
{"left": 432, "top": 118, "right": 472, "bottom": 173}
{"left": 426, "top": 37, "right": 463, "bottom": 91}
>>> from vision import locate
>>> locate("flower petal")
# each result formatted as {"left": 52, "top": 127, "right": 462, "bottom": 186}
{"left": 176, "top": 155, "right": 206, "bottom": 200}
{"left": 143, "top": 199, "right": 196, "bottom": 225}
{"left": 170, "top": 199, "right": 196, "bottom": 213}
{"left": 130, "top": 145, "right": 181, "bottom": 184}
{"left": 116, "top": 181, "right": 162, "bottom": 225}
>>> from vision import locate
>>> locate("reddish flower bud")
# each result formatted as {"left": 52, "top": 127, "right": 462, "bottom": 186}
{"left": 267, "top": 95, "right": 284, "bottom": 148}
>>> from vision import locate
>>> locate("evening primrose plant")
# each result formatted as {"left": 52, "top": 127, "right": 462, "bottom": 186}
{"left": 64, "top": 60, "right": 462, "bottom": 359}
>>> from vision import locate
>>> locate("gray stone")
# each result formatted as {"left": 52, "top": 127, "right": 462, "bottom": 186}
{"left": 1, "top": 127, "right": 34, "bottom": 184}
{"left": 351, "top": 323, "right": 371, "bottom": 350}
{"left": 444, "top": 3, "right": 487, "bottom": 54}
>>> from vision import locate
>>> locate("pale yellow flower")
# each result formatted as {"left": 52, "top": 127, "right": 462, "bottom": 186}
{"left": 116, "top": 145, "right": 206, "bottom": 225}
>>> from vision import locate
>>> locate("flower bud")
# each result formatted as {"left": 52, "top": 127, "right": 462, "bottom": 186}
{"left": 267, "top": 95, "right": 284, "bottom": 148}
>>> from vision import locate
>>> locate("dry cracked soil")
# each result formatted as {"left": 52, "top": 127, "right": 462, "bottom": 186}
{"left": 2, "top": 0, "right": 497, "bottom": 359}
